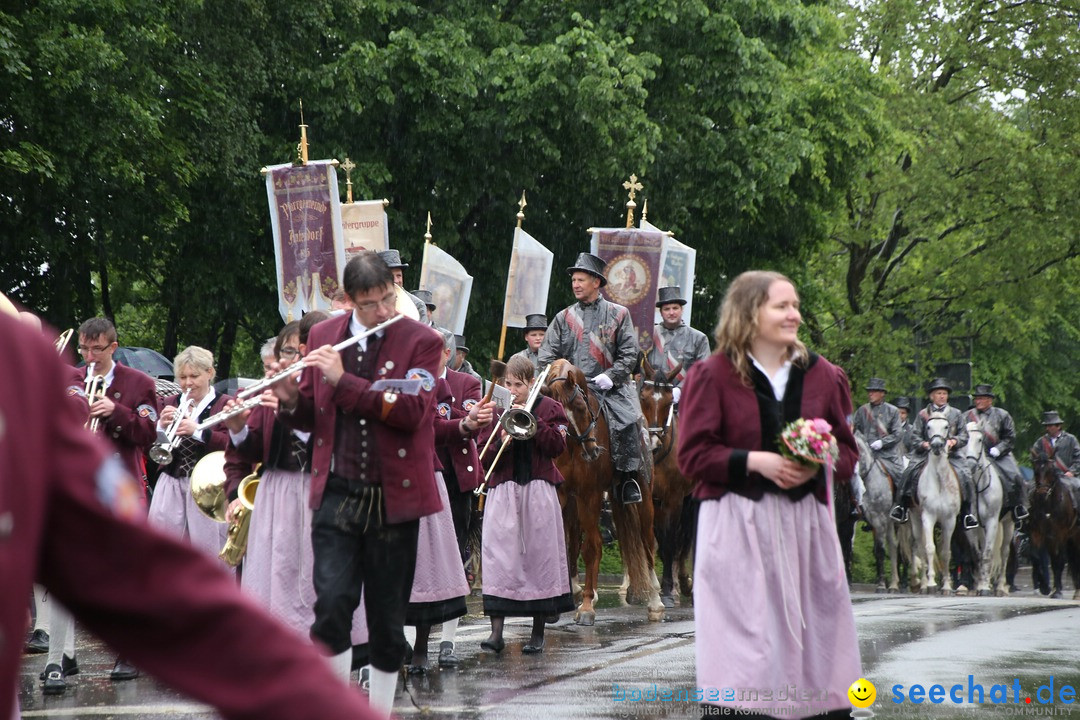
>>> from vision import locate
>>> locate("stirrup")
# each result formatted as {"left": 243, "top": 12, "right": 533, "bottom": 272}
{"left": 1013, "top": 505, "right": 1029, "bottom": 522}
{"left": 889, "top": 506, "right": 908, "bottom": 524}
{"left": 963, "top": 514, "right": 980, "bottom": 530}
{"left": 619, "top": 478, "right": 642, "bottom": 505}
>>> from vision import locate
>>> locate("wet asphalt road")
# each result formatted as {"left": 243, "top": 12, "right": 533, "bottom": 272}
{"left": 17, "top": 585, "right": 1080, "bottom": 719}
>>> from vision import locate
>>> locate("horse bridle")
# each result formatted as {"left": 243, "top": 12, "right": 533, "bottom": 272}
{"left": 547, "top": 375, "right": 602, "bottom": 456}
{"left": 641, "top": 379, "right": 676, "bottom": 463}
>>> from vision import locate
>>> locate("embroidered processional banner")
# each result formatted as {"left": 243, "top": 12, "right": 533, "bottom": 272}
{"left": 341, "top": 200, "right": 389, "bottom": 259}
{"left": 419, "top": 243, "right": 473, "bottom": 335}
{"left": 590, "top": 228, "right": 666, "bottom": 352}
{"left": 502, "top": 227, "right": 554, "bottom": 328}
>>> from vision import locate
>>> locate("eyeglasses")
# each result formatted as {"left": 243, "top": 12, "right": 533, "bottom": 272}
{"left": 279, "top": 348, "right": 300, "bottom": 358}
{"left": 354, "top": 292, "right": 397, "bottom": 313}
{"left": 78, "top": 343, "right": 114, "bottom": 355}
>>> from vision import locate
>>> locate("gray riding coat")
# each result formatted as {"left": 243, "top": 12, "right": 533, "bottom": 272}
{"left": 646, "top": 323, "right": 710, "bottom": 385}
{"left": 538, "top": 296, "right": 642, "bottom": 473}
{"left": 965, "top": 406, "right": 1023, "bottom": 484}
{"left": 853, "top": 401, "right": 905, "bottom": 480}
{"left": 910, "top": 404, "right": 971, "bottom": 480}
{"left": 1032, "top": 432, "right": 1080, "bottom": 477}
{"left": 510, "top": 347, "right": 540, "bottom": 374}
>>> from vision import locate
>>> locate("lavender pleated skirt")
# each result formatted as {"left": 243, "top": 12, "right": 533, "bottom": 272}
{"left": 148, "top": 471, "right": 230, "bottom": 568}
{"left": 481, "top": 480, "right": 573, "bottom": 616}
{"left": 239, "top": 468, "right": 315, "bottom": 637}
{"left": 406, "top": 472, "right": 469, "bottom": 625}
{"left": 695, "top": 493, "right": 862, "bottom": 717}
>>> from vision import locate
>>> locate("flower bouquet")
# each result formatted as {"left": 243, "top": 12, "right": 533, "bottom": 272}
{"left": 778, "top": 417, "right": 838, "bottom": 468}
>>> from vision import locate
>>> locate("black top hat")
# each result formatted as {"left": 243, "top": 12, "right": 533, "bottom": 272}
{"left": 377, "top": 249, "right": 408, "bottom": 269}
{"left": 411, "top": 289, "right": 436, "bottom": 310}
{"left": 895, "top": 397, "right": 911, "bottom": 410}
{"left": 656, "top": 286, "right": 687, "bottom": 307}
{"left": 524, "top": 314, "right": 548, "bottom": 332}
{"left": 972, "top": 384, "right": 995, "bottom": 398}
{"left": 454, "top": 334, "right": 469, "bottom": 354}
{"left": 865, "top": 377, "right": 887, "bottom": 392}
{"left": 927, "top": 377, "right": 952, "bottom": 393}
{"left": 566, "top": 252, "right": 608, "bottom": 287}
{"left": 1043, "top": 411, "right": 1065, "bottom": 426}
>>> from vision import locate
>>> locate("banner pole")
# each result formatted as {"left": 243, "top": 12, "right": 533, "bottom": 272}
{"left": 497, "top": 192, "right": 527, "bottom": 360}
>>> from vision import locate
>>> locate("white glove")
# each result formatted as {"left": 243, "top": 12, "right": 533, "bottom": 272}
{"left": 870, "top": 440, "right": 883, "bottom": 451}
{"left": 672, "top": 386, "right": 682, "bottom": 404}
{"left": 592, "top": 373, "right": 614, "bottom": 391}
{"left": 989, "top": 446, "right": 1001, "bottom": 458}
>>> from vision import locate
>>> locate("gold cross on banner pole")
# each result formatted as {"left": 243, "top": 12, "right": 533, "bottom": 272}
{"left": 296, "top": 100, "right": 309, "bottom": 166}
{"left": 425, "top": 211, "right": 433, "bottom": 245}
{"left": 516, "top": 190, "right": 527, "bottom": 229}
{"left": 341, "top": 157, "right": 356, "bottom": 203}
{"left": 623, "top": 174, "right": 643, "bottom": 228}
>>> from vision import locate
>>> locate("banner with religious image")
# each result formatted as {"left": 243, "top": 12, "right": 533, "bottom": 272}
{"left": 419, "top": 243, "right": 473, "bottom": 335}
{"left": 341, "top": 200, "right": 389, "bottom": 259}
{"left": 642, "top": 219, "right": 697, "bottom": 326}
{"left": 502, "top": 227, "right": 554, "bottom": 328}
{"left": 264, "top": 161, "right": 345, "bottom": 322}
{"left": 590, "top": 228, "right": 666, "bottom": 352}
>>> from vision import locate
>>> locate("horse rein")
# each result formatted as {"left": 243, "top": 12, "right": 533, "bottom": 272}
{"left": 641, "top": 379, "right": 676, "bottom": 463}
{"left": 547, "top": 375, "right": 601, "bottom": 451}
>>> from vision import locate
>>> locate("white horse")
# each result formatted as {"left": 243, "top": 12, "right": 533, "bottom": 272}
{"left": 855, "top": 433, "right": 911, "bottom": 592}
{"left": 965, "top": 423, "right": 1015, "bottom": 596}
{"left": 910, "top": 413, "right": 962, "bottom": 594}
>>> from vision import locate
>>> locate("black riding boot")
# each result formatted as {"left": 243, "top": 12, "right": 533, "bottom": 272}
{"left": 616, "top": 470, "right": 642, "bottom": 505}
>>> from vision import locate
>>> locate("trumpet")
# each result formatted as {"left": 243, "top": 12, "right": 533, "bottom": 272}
{"left": 476, "top": 363, "right": 552, "bottom": 509}
{"left": 84, "top": 363, "right": 109, "bottom": 433}
{"left": 149, "top": 390, "right": 193, "bottom": 465}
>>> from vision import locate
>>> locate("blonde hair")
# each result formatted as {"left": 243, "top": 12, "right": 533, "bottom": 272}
{"left": 714, "top": 270, "right": 808, "bottom": 386}
{"left": 174, "top": 345, "right": 215, "bottom": 377}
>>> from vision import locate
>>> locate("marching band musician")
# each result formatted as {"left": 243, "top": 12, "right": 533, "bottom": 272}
{"left": 222, "top": 322, "right": 318, "bottom": 637}
{"left": 510, "top": 313, "right": 547, "bottom": 374}
{"left": 148, "top": 346, "right": 234, "bottom": 563}
{"left": 406, "top": 327, "right": 493, "bottom": 674}
{"left": 271, "top": 251, "right": 444, "bottom": 719}
{"left": 43, "top": 317, "right": 159, "bottom": 691}
{"left": 647, "top": 286, "right": 710, "bottom": 403}
{"left": 476, "top": 355, "right": 574, "bottom": 654}
{"left": 377, "top": 248, "right": 431, "bottom": 324}
{"left": 0, "top": 309, "right": 385, "bottom": 720}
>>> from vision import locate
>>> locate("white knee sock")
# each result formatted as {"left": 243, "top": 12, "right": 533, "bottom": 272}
{"left": 403, "top": 625, "right": 416, "bottom": 647}
{"left": 33, "top": 585, "right": 49, "bottom": 632}
{"left": 328, "top": 649, "right": 352, "bottom": 684}
{"left": 366, "top": 667, "right": 397, "bottom": 719}
{"left": 46, "top": 603, "right": 74, "bottom": 666}
{"left": 440, "top": 617, "right": 459, "bottom": 644}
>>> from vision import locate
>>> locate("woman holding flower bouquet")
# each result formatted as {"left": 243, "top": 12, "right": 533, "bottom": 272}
{"left": 678, "top": 271, "right": 861, "bottom": 720}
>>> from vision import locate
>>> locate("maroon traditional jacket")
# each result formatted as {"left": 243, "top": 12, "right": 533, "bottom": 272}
{"left": 477, "top": 394, "right": 568, "bottom": 489}
{"left": 677, "top": 351, "right": 857, "bottom": 505}
{"left": 224, "top": 404, "right": 274, "bottom": 494}
{"left": 159, "top": 391, "right": 232, "bottom": 476}
{"left": 0, "top": 313, "right": 383, "bottom": 720}
{"left": 433, "top": 368, "right": 484, "bottom": 492}
{"left": 80, "top": 362, "right": 159, "bottom": 485}
{"left": 283, "top": 311, "right": 444, "bottom": 522}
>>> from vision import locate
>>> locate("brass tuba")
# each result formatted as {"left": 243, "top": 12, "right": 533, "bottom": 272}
{"left": 220, "top": 470, "right": 259, "bottom": 567}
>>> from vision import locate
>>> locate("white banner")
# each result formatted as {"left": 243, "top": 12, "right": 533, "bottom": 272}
{"left": 341, "top": 200, "right": 389, "bottom": 259}
{"left": 419, "top": 243, "right": 473, "bottom": 334}
{"left": 502, "top": 227, "right": 554, "bottom": 328}
{"left": 643, "top": 220, "right": 697, "bottom": 327}
{"left": 264, "top": 161, "right": 345, "bottom": 322}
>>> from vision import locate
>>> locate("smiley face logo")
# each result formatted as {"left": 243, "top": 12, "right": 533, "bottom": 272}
{"left": 848, "top": 678, "right": 876, "bottom": 708}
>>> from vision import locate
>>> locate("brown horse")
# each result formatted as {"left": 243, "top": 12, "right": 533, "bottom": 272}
{"left": 639, "top": 357, "right": 694, "bottom": 607}
{"left": 1028, "top": 447, "right": 1080, "bottom": 599}
{"left": 544, "top": 359, "right": 664, "bottom": 625}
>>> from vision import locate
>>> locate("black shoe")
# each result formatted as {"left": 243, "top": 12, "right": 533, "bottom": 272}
{"left": 42, "top": 664, "right": 66, "bottom": 695}
{"left": 438, "top": 641, "right": 461, "bottom": 668}
{"left": 1013, "top": 505, "right": 1030, "bottom": 522}
{"left": 963, "top": 514, "right": 980, "bottom": 530}
{"left": 406, "top": 663, "right": 428, "bottom": 676}
{"left": 25, "top": 628, "right": 49, "bottom": 654}
{"left": 860, "top": 521, "right": 873, "bottom": 533}
{"left": 522, "top": 639, "right": 545, "bottom": 654}
{"left": 890, "top": 506, "right": 909, "bottom": 524}
{"left": 39, "top": 654, "right": 77, "bottom": 681}
{"left": 619, "top": 478, "right": 642, "bottom": 505}
{"left": 480, "top": 637, "right": 505, "bottom": 654}
{"left": 110, "top": 658, "right": 139, "bottom": 681}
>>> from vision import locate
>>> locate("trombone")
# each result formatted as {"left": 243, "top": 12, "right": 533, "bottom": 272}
{"left": 149, "top": 390, "right": 193, "bottom": 465}
{"left": 475, "top": 363, "right": 552, "bottom": 509}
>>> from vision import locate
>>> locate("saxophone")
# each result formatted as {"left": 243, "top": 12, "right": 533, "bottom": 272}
{"left": 220, "top": 470, "right": 260, "bottom": 567}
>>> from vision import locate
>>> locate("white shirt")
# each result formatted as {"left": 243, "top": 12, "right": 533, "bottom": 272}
{"left": 749, "top": 353, "right": 792, "bottom": 401}
{"left": 348, "top": 311, "right": 384, "bottom": 351}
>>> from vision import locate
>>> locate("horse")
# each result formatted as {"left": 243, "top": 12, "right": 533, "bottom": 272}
{"left": 964, "top": 424, "right": 1013, "bottom": 596}
{"left": 1028, "top": 448, "right": 1080, "bottom": 599}
{"left": 544, "top": 359, "right": 665, "bottom": 624}
{"left": 909, "top": 412, "right": 962, "bottom": 594}
{"left": 854, "top": 433, "right": 911, "bottom": 592}
{"left": 639, "top": 357, "right": 694, "bottom": 607}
